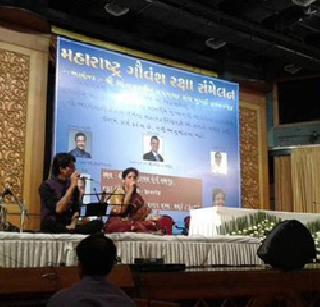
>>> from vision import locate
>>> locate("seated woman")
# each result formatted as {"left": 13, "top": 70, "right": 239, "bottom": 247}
{"left": 104, "top": 167, "right": 158, "bottom": 233}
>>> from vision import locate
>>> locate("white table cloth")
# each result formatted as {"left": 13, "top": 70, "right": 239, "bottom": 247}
{"left": 189, "top": 206, "right": 320, "bottom": 236}
{"left": 0, "top": 232, "right": 262, "bottom": 268}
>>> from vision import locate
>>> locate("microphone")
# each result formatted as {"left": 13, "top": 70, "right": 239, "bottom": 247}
{"left": 80, "top": 176, "right": 93, "bottom": 181}
{"left": 2, "top": 188, "right": 12, "bottom": 198}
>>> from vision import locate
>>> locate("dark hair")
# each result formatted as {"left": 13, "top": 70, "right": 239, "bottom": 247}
{"left": 212, "top": 188, "right": 225, "bottom": 201}
{"left": 76, "top": 234, "right": 117, "bottom": 276}
{"left": 122, "top": 167, "right": 139, "bottom": 180}
{"left": 151, "top": 135, "right": 159, "bottom": 142}
{"left": 75, "top": 132, "right": 87, "bottom": 141}
{"left": 51, "top": 153, "right": 76, "bottom": 177}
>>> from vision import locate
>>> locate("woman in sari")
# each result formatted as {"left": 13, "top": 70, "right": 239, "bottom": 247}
{"left": 104, "top": 167, "right": 157, "bottom": 233}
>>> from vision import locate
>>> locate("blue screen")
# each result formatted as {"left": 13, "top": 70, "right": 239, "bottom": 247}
{"left": 54, "top": 37, "right": 240, "bottom": 229}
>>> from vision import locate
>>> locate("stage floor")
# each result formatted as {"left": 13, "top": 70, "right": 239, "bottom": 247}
{"left": 0, "top": 231, "right": 262, "bottom": 268}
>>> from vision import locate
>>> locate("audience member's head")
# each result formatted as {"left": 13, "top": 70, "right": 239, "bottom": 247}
{"left": 75, "top": 132, "right": 87, "bottom": 151}
{"left": 212, "top": 188, "right": 226, "bottom": 207}
{"left": 76, "top": 234, "right": 117, "bottom": 277}
{"left": 150, "top": 135, "right": 160, "bottom": 153}
{"left": 51, "top": 153, "right": 76, "bottom": 178}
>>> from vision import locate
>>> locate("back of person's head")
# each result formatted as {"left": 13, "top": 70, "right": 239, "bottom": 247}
{"left": 76, "top": 233, "right": 117, "bottom": 276}
{"left": 51, "top": 153, "right": 76, "bottom": 177}
{"left": 122, "top": 167, "right": 139, "bottom": 180}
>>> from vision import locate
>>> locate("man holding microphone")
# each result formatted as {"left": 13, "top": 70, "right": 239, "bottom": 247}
{"left": 39, "top": 153, "right": 81, "bottom": 233}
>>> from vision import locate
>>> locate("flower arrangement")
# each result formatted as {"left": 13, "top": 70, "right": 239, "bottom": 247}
{"left": 216, "top": 212, "right": 281, "bottom": 238}
{"left": 217, "top": 212, "right": 320, "bottom": 258}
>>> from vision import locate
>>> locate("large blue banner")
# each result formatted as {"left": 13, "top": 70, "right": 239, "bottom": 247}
{"left": 55, "top": 37, "right": 240, "bottom": 228}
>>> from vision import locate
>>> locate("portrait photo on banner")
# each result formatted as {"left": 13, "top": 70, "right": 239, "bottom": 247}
{"left": 68, "top": 130, "right": 93, "bottom": 159}
{"left": 143, "top": 135, "right": 164, "bottom": 163}
{"left": 211, "top": 151, "right": 227, "bottom": 174}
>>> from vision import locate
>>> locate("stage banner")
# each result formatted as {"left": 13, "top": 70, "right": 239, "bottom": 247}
{"left": 54, "top": 36, "right": 240, "bottom": 229}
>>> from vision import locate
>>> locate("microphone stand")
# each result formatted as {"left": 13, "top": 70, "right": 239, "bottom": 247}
{"left": 82, "top": 192, "right": 125, "bottom": 218}
{"left": 11, "top": 193, "right": 27, "bottom": 233}
{"left": 0, "top": 196, "right": 7, "bottom": 230}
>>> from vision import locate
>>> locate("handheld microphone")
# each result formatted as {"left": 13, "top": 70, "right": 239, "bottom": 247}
{"left": 80, "top": 176, "right": 93, "bottom": 181}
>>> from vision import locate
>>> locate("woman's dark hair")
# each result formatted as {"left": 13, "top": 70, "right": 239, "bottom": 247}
{"left": 51, "top": 153, "right": 76, "bottom": 177}
{"left": 122, "top": 167, "right": 139, "bottom": 180}
{"left": 76, "top": 233, "right": 117, "bottom": 276}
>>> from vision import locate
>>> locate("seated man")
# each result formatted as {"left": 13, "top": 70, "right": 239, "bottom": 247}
{"left": 39, "top": 153, "right": 81, "bottom": 233}
{"left": 104, "top": 167, "right": 157, "bottom": 233}
{"left": 47, "top": 234, "right": 134, "bottom": 306}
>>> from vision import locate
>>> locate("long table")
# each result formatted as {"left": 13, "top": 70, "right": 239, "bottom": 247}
{"left": 189, "top": 206, "right": 320, "bottom": 236}
{"left": 0, "top": 232, "right": 262, "bottom": 268}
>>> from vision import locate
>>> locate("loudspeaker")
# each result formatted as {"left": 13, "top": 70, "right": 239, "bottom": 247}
{"left": 257, "top": 220, "right": 316, "bottom": 270}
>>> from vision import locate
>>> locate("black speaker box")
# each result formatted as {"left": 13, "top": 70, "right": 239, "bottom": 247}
{"left": 257, "top": 220, "right": 316, "bottom": 270}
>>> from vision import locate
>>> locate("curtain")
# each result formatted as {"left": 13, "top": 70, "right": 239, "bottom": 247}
{"left": 291, "top": 147, "right": 320, "bottom": 213}
{"left": 275, "top": 156, "right": 293, "bottom": 212}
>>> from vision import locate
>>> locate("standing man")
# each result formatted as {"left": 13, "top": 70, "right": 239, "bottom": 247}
{"left": 143, "top": 135, "right": 164, "bottom": 162}
{"left": 39, "top": 153, "right": 81, "bottom": 232}
{"left": 70, "top": 132, "right": 91, "bottom": 158}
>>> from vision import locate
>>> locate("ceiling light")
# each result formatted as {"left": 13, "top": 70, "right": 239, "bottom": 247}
{"left": 104, "top": 1, "right": 130, "bottom": 17}
{"left": 205, "top": 37, "right": 226, "bottom": 50}
{"left": 292, "top": 0, "right": 317, "bottom": 7}
{"left": 283, "top": 64, "right": 303, "bottom": 74}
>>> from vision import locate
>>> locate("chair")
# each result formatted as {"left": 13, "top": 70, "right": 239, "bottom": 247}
{"left": 157, "top": 215, "right": 174, "bottom": 235}
{"left": 174, "top": 216, "right": 190, "bottom": 235}
{"left": 183, "top": 216, "right": 190, "bottom": 235}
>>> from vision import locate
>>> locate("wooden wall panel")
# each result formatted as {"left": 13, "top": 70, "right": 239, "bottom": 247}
{"left": 0, "top": 26, "right": 49, "bottom": 230}
{"left": 240, "top": 90, "right": 269, "bottom": 209}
